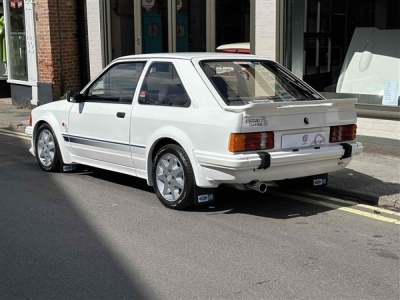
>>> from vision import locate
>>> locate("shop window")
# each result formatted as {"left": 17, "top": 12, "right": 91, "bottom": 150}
{"left": 0, "top": 1, "right": 6, "bottom": 78}
{"left": 9, "top": 1, "right": 27, "bottom": 81}
{"left": 215, "top": 0, "right": 250, "bottom": 47}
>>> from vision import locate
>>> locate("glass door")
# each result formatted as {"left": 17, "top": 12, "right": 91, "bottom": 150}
{"left": 109, "top": 0, "right": 208, "bottom": 59}
{"left": 136, "top": 0, "right": 208, "bottom": 54}
{"left": 175, "top": 0, "right": 207, "bottom": 52}
{"left": 215, "top": 0, "right": 250, "bottom": 49}
{"left": 2, "top": 0, "right": 29, "bottom": 81}
{"left": 0, "top": 0, "right": 6, "bottom": 78}
{"left": 137, "top": 0, "right": 169, "bottom": 53}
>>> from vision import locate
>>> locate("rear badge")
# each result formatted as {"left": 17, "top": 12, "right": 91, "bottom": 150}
{"left": 245, "top": 117, "right": 267, "bottom": 127}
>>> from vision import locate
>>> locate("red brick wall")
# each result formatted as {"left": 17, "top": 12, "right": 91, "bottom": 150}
{"left": 36, "top": 1, "right": 83, "bottom": 99}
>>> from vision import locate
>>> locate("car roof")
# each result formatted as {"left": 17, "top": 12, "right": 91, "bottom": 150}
{"left": 113, "top": 52, "right": 273, "bottom": 62}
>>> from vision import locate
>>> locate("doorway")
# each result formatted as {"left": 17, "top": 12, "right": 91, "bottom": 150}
{"left": 109, "top": 0, "right": 207, "bottom": 60}
{"left": 0, "top": 0, "right": 10, "bottom": 98}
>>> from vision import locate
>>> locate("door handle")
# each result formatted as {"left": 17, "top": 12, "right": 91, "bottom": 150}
{"left": 116, "top": 112, "right": 125, "bottom": 118}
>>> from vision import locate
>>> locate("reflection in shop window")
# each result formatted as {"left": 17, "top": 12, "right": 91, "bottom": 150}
{"left": 9, "top": 3, "right": 27, "bottom": 81}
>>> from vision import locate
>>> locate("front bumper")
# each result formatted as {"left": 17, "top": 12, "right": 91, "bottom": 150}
{"left": 194, "top": 142, "right": 363, "bottom": 184}
{"left": 25, "top": 125, "right": 33, "bottom": 137}
{"left": 25, "top": 126, "right": 35, "bottom": 156}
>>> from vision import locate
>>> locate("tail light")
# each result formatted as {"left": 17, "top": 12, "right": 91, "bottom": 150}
{"left": 330, "top": 124, "right": 357, "bottom": 142}
{"left": 29, "top": 115, "right": 32, "bottom": 126}
{"left": 229, "top": 132, "right": 274, "bottom": 152}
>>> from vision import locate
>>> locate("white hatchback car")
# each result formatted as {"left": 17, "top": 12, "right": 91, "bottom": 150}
{"left": 25, "top": 53, "right": 363, "bottom": 210}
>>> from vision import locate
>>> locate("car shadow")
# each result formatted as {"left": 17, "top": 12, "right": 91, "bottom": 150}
{"left": 81, "top": 166, "right": 154, "bottom": 194}
{"left": 199, "top": 186, "right": 335, "bottom": 219}
{"left": 83, "top": 167, "right": 334, "bottom": 219}
{"left": 83, "top": 165, "right": 400, "bottom": 218}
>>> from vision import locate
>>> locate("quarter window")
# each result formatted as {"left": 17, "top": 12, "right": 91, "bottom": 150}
{"left": 86, "top": 62, "right": 145, "bottom": 103}
{"left": 138, "top": 62, "right": 191, "bottom": 107}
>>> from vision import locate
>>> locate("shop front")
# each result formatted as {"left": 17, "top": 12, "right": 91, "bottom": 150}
{"left": 0, "top": 0, "right": 37, "bottom": 104}
{"left": 284, "top": 0, "right": 400, "bottom": 117}
{"left": 87, "top": 0, "right": 252, "bottom": 78}
{"left": 0, "top": 0, "right": 10, "bottom": 97}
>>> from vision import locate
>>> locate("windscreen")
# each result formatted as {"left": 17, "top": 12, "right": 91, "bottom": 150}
{"left": 201, "top": 60, "right": 323, "bottom": 106}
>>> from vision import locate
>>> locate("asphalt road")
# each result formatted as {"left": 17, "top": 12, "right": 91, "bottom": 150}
{"left": 1, "top": 132, "right": 399, "bottom": 300}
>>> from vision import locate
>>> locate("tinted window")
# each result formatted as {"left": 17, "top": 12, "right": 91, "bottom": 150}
{"left": 201, "top": 60, "right": 323, "bottom": 106}
{"left": 86, "top": 62, "right": 146, "bottom": 103}
{"left": 138, "top": 62, "right": 191, "bottom": 107}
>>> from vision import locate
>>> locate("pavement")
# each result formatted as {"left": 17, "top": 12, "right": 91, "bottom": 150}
{"left": 0, "top": 97, "right": 399, "bottom": 210}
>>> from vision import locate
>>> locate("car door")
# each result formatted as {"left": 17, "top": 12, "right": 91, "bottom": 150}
{"left": 68, "top": 61, "right": 146, "bottom": 168}
{"left": 130, "top": 60, "right": 192, "bottom": 176}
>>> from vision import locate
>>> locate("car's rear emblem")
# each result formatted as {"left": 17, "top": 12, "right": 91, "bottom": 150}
{"left": 304, "top": 117, "right": 309, "bottom": 124}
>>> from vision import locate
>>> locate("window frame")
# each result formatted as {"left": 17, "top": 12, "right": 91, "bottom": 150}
{"left": 83, "top": 61, "right": 147, "bottom": 104}
{"left": 137, "top": 61, "right": 191, "bottom": 108}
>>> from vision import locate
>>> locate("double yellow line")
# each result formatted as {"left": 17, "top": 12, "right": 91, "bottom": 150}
{"left": 0, "top": 128, "right": 32, "bottom": 141}
{"left": 270, "top": 190, "right": 400, "bottom": 225}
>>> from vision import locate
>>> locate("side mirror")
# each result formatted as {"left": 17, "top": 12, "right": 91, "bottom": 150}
{"left": 66, "top": 91, "right": 83, "bottom": 102}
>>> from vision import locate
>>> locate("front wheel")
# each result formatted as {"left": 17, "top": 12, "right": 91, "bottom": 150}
{"left": 152, "top": 144, "right": 195, "bottom": 210}
{"left": 35, "top": 123, "right": 61, "bottom": 172}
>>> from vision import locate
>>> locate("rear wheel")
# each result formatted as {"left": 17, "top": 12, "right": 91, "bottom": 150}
{"left": 35, "top": 124, "right": 61, "bottom": 172}
{"left": 152, "top": 144, "right": 195, "bottom": 210}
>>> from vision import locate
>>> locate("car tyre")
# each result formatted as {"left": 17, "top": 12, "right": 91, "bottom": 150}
{"left": 152, "top": 144, "right": 195, "bottom": 210}
{"left": 35, "top": 123, "right": 61, "bottom": 172}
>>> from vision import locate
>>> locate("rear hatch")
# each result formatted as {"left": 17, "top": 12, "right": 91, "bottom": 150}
{"left": 226, "top": 98, "right": 357, "bottom": 150}
{"left": 197, "top": 57, "right": 358, "bottom": 151}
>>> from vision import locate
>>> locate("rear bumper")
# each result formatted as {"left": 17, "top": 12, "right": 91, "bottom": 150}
{"left": 194, "top": 142, "right": 363, "bottom": 184}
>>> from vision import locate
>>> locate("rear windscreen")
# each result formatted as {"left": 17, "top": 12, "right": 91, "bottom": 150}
{"left": 201, "top": 60, "right": 323, "bottom": 106}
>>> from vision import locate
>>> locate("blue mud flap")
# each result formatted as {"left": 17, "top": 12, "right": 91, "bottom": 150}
{"left": 60, "top": 158, "right": 77, "bottom": 173}
{"left": 311, "top": 173, "right": 328, "bottom": 187}
{"left": 194, "top": 186, "right": 216, "bottom": 205}
{"left": 62, "top": 165, "right": 77, "bottom": 172}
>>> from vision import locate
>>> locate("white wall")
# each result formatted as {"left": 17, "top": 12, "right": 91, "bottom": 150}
{"left": 255, "top": 0, "right": 276, "bottom": 59}
{"left": 87, "top": 0, "right": 104, "bottom": 80}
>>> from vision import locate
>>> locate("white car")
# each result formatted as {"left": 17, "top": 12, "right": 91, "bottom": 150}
{"left": 25, "top": 53, "right": 363, "bottom": 210}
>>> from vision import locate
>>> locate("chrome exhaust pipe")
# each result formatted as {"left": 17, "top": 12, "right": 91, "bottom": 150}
{"left": 245, "top": 181, "right": 268, "bottom": 193}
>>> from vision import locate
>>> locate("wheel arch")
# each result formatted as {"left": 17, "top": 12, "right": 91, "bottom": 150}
{"left": 32, "top": 115, "right": 73, "bottom": 164}
{"left": 147, "top": 137, "right": 180, "bottom": 187}
{"left": 145, "top": 133, "right": 213, "bottom": 188}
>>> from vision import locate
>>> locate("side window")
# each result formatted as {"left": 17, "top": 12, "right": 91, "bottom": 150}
{"left": 138, "top": 62, "right": 191, "bottom": 107}
{"left": 86, "top": 62, "right": 146, "bottom": 103}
